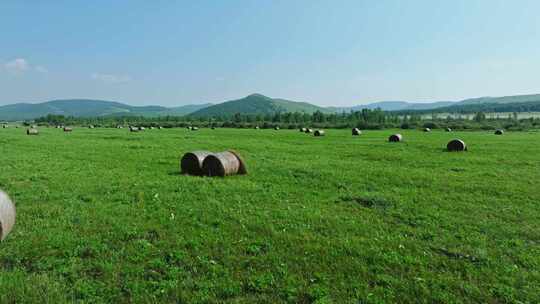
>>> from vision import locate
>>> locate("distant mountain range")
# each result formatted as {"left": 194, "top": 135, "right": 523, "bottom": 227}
{"left": 1, "top": 93, "right": 540, "bottom": 121}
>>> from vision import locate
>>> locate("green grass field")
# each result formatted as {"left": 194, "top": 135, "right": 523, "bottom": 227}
{"left": 0, "top": 127, "right": 539, "bottom": 303}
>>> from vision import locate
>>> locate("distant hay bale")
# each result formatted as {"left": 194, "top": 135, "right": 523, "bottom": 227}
{"left": 88, "top": 125, "right": 94, "bottom": 129}
{"left": 389, "top": 134, "right": 402, "bottom": 142}
{"left": 202, "top": 150, "right": 247, "bottom": 177}
{"left": 181, "top": 151, "right": 213, "bottom": 176}
{"left": 191, "top": 127, "right": 199, "bottom": 131}
{"left": 424, "top": 128, "right": 431, "bottom": 132}
{"left": 129, "top": 126, "right": 139, "bottom": 132}
{"left": 305, "top": 128, "right": 313, "bottom": 133}
{"left": 63, "top": 127, "right": 73, "bottom": 132}
{"left": 139, "top": 127, "right": 145, "bottom": 131}
{"left": 254, "top": 126, "right": 260, "bottom": 130}
{"left": 0, "top": 190, "right": 16, "bottom": 241}
{"left": 274, "top": 126, "right": 280, "bottom": 130}
{"left": 447, "top": 139, "right": 467, "bottom": 152}
{"left": 495, "top": 129, "right": 504, "bottom": 135}
{"left": 314, "top": 130, "right": 325, "bottom": 136}
{"left": 300, "top": 128, "right": 307, "bottom": 132}
{"left": 352, "top": 128, "right": 362, "bottom": 136}
{"left": 158, "top": 126, "right": 163, "bottom": 129}
{"left": 150, "top": 126, "right": 155, "bottom": 130}
{"left": 446, "top": 128, "right": 452, "bottom": 132}
{"left": 26, "top": 128, "right": 38, "bottom": 135}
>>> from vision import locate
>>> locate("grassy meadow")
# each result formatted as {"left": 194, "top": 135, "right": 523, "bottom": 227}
{"left": 0, "top": 127, "right": 539, "bottom": 303}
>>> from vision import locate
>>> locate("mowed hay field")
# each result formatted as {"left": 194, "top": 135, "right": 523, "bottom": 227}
{"left": 0, "top": 128, "right": 539, "bottom": 303}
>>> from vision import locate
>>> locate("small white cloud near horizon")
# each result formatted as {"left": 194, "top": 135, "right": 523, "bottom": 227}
{"left": 91, "top": 73, "right": 132, "bottom": 84}
{"left": 3, "top": 58, "right": 48, "bottom": 74}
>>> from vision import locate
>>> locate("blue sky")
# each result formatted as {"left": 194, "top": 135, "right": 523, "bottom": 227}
{"left": 1, "top": 0, "right": 539, "bottom": 107}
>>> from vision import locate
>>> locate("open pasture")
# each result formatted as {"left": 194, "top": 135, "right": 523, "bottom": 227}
{"left": 0, "top": 127, "right": 539, "bottom": 303}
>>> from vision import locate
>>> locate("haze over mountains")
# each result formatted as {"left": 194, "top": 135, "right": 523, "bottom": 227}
{"left": 1, "top": 93, "right": 540, "bottom": 121}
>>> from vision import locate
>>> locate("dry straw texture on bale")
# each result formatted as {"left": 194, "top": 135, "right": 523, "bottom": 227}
{"left": 181, "top": 151, "right": 213, "bottom": 176}
{"left": 202, "top": 151, "right": 247, "bottom": 177}
{"left": 495, "top": 129, "right": 504, "bottom": 135}
{"left": 27, "top": 128, "right": 38, "bottom": 135}
{"left": 314, "top": 130, "right": 325, "bottom": 136}
{"left": 0, "top": 190, "right": 16, "bottom": 241}
{"left": 352, "top": 128, "right": 362, "bottom": 136}
{"left": 389, "top": 134, "right": 403, "bottom": 142}
{"left": 447, "top": 139, "right": 467, "bottom": 152}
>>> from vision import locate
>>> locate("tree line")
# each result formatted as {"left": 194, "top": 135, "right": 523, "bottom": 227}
{"left": 33, "top": 108, "right": 540, "bottom": 131}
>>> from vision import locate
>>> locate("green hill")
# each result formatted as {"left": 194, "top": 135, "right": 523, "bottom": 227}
{"left": 189, "top": 94, "right": 330, "bottom": 117}
{"left": 457, "top": 94, "right": 540, "bottom": 105}
{"left": 0, "top": 99, "right": 210, "bottom": 121}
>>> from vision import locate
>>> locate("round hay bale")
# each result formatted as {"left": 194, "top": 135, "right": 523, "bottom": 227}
{"left": 314, "top": 130, "right": 325, "bottom": 136}
{"left": 0, "top": 190, "right": 16, "bottom": 241}
{"left": 495, "top": 129, "right": 504, "bottom": 135}
{"left": 158, "top": 126, "right": 163, "bottom": 129}
{"left": 424, "top": 127, "right": 431, "bottom": 132}
{"left": 447, "top": 139, "right": 467, "bottom": 152}
{"left": 89, "top": 125, "right": 95, "bottom": 129}
{"left": 139, "top": 127, "right": 145, "bottom": 131}
{"left": 129, "top": 126, "right": 139, "bottom": 132}
{"left": 352, "top": 128, "right": 362, "bottom": 136}
{"left": 63, "top": 127, "right": 73, "bottom": 132}
{"left": 254, "top": 126, "right": 260, "bottom": 130}
{"left": 446, "top": 128, "right": 452, "bottom": 132}
{"left": 202, "top": 150, "right": 247, "bottom": 177}
{"left": 181, "top": 151, "right": 213, "bottom": 176}
{"left": 389, "top": 134, "right": 402, "bottom": 142}
{"left": 305, "top": 128, "right": 313, "bottom": 134}
{"left": 190, "top": 126, "right": 199, "bottom": 131}
{"left": 274, "top": 126, "right": 280, "bottom": 130}
{"left": 26, "top": 128, "right": 38, "bottom": 135}
{"left": 300, "top": 127, "right": 307, "bottom": 132}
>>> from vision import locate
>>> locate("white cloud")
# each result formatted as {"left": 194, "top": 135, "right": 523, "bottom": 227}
{"left": 35, "top": 66, "right": 48, "bottom": 73}
{"left": 4, "top": 58, "right": 30, "bottom": 72}
{"left": 91, "top": 73, "right": 132, "bottom": 84}
{"left": 3, "top": 58, "right": 48, "bottom": 74}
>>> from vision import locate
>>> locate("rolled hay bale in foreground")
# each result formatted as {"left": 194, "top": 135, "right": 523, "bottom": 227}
{"left": 447, "top": 139, "right": 467, "bottom": 152}
{"left": 0, "top": 190, "right": 16, "bottom": 241}
{"left": 446, "top": 128, "right": 452, "bottom": 132}
{"left": 305, "top": 128, "right": 313, "bottom": 134}
{"left": 495, "top": 129, "right": 504, "bottom": 135}
{"left": 27, "top": 128, "right": 39, "bottom": 135}
{"left": 388, "top": 134, "right": 403, "bottom": 142}
{"left": 424, "top": 127, "right": 431, "bottom": 132}
{"left": 202, "top": 151, "right": 247, "bottom": 177}
{"left": 314, "top": 130, "right": 325, "bottom": 137}
{"left": 181, "top": 151, "right": 213, "bottom": 176}
{"left": 352, "top": 128, "right": 362, "bottom": 136}
{"left": 63, "top": 127, "right": 73, "bottom": 132}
